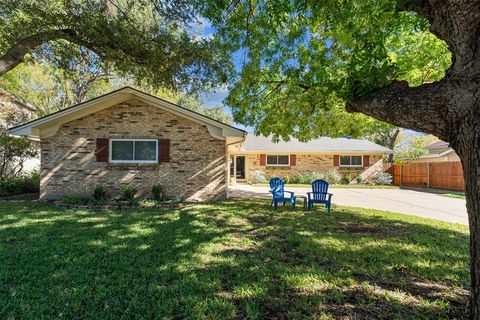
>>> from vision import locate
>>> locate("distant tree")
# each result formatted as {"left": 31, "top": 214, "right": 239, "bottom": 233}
{"left": 1, "top": 60, "right": 233, "bottom": 124}
{"left": 177, "top": 95, "right": 233, "bottom": 124}
{"left": 0, "top": 128, "right": 37, "bottom": 179}
{"left": 393, "top": 132, "right": 438, "bottom": 163}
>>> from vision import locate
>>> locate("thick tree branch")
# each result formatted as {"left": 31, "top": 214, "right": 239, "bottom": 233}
{"left": 0, "top": 29, "right": 81, "bottom": 75}
{"left": 346, "top": 79, "right": 480, "bottom": 143}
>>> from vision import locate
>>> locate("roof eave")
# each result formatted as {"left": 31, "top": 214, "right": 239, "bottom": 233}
{"left": 8, "top": 87, "right": 245, "bottom": 139}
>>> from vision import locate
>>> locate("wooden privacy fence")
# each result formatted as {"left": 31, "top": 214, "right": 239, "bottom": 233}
{"left": 390, "top": 161, "right": 465, "bottom": 191}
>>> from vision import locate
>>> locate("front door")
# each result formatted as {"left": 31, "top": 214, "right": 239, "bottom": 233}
{"left": 235, "top": 156, "right": 246, "bottom": 180}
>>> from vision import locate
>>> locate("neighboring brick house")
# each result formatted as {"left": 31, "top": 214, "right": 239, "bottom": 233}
{"left": 9, "top": 87, "right": 246, "bottom": 201}
{"left": 413, "top": 140, "right": 460, "bottom": 163}
{"left": 228, "top": 134, "right": 391, "bottom": 184}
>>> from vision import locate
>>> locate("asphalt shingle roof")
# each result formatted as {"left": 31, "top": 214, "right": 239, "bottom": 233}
{"left": 243, "top": 134, "right": 391, "bottom": 153}
{"left": 424, "top": 140, "right": 449, "bottom": 149}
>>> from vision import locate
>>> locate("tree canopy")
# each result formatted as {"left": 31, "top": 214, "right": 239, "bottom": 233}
{"left": 199, "top": 0, "right": 450, "bottom": 141}
{"left": 0, "top": 0, "right": 230, "bottom": 91}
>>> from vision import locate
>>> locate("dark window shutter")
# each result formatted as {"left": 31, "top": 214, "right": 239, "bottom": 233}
{"left": 363, "top": 155, "right": 370, "bottom": 167}
{"left": 333, "top": 155, "right": 339, "bottom": 166}
{"left": 259, "top": 154, "right": 266, "bottom": 166}
{"left": 95, "top": 138, "right": 109, "bottom": 162}
{"left": 290, "top": 154, "right": 296, "bottom": 166}
{"left": 158, "top": 139, "right": 170, "bottom": 163}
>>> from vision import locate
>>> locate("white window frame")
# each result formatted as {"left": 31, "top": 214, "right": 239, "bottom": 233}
{"left": 339, "top": 155, "right": 363, "bottom": 167}
{"left": 109, "top": 138, "right": 158, "bottom": 164}
{"left": 266, "top": 154, "right": 290, "bottom": 167}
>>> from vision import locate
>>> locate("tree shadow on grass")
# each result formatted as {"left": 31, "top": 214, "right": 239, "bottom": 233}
{"left": 0, "top": 200, "right": 470, "bottom": 319}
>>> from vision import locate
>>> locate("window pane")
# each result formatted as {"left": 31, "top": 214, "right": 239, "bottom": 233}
{"left": 351, "top": 156, "right": 362, "bottom": 166}
{"left": 135, "top": 141, "right": 156, "bottom": 161}
{"left": 111, "top": 141, "right": 133, "bottom": 160}
{"left": 267, "top": 155, "right": 278, "bottom": 165}
{"left": 340, "top": 156, "right": 351, "bottom": 166}
{"left": 278, "top": 155, "right": 289, "bottom": 165}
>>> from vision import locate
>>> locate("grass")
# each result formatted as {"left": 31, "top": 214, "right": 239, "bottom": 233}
{"left": 252, "top": 183, "right": 399, "bottom": 189}
{"left": 401, "top": 187, "right": 466, "bottom": 200}
{"left": 0, "top": 200, "right": 469, "bottom": 319}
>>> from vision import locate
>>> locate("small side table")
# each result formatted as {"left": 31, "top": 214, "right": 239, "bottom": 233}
{"left": 295, "top": 195, "right": 308, "bottom": 211}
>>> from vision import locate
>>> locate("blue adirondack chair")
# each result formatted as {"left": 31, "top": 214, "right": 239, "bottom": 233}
{"left": 307, "top": 179, "right": 333, "bottom": 213}
{"left": 269, "top": 178, "right": 295, "bottom": 210}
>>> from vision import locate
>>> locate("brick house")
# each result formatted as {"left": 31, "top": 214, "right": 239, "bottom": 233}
{"left": 228, "top": 134, "right": 391, "bottom": 184}
{"left": 9, "top": 87, "right": 390, "bottom": 201}
{"left": 412, "top": 140, "right": 460, "bottom": 163}
{"left": 9, "top": 87, "right": 246, "bottom": 201}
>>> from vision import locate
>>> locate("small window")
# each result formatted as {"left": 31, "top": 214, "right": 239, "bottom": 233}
{"left": 340, "top": 155, "right": 363, "bottom": 167}
{"left": 266, "top": 155, "right": 290, "bottom": 166}
{"left": 110, "top": 139, "right": 158, "bottom": 163}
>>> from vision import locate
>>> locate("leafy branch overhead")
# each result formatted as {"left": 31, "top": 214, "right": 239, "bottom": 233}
{"left": 0, "top": 0, "right": 232, "bottom": 91}
{"left": 199, "top": 0, "right": 450, "bottom": 141}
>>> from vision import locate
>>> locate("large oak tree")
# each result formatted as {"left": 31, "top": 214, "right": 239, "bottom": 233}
{"left": 0, "top": 0, "right": 230, "bottom": 91}
{"left": 199, "top": 0, "right": 480, "bottom": 317}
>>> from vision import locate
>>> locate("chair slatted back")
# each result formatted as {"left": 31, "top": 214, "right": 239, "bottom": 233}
{"left": 269, "top": 178, "right": 284, "bottom": 199}
{"left": 311, "top": 179, "right": 329, "bottom": 200}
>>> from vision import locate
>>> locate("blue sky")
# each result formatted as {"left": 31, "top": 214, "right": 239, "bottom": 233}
{"left": 190, "top": 17, "right": 249, "bottom": 129}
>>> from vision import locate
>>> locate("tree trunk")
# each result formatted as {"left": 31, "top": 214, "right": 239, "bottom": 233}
{"left": 453, "top": 122, "right": 480, "bottom": 318}
{"left": 348, "top": 78, "right": 480, "bottom": 318}
{"left": 388, "top": 128, "right": 400, "bottom": 163}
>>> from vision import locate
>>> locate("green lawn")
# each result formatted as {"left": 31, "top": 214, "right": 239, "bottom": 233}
{"left": 400, "top": 187, "right": 466, "bottom": 200}
{"left": 0, "top": 200, "right": 469, "bottom": 319}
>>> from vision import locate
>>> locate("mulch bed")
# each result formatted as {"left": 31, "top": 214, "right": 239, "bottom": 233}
{"left": 51, "top": 201, "right": 184, "bottom": 211}
{"left": 0, "top": 193, "right": 39, "bottom": 201}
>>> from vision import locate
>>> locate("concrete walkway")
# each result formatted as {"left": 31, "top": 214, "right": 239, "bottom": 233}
{"left": 230, "top": 184, "right": 468, "bottom": 225}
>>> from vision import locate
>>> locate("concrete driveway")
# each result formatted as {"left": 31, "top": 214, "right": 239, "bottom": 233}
{"left": 230, "top": 184, "right": 468, "bottom": 225}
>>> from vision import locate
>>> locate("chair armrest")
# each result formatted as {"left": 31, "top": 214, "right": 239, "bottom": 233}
{"left": 327, "top": 193, "right": 333, "bottom": 199}
{"left": 284, "top": 191, "right": 295, "bottom": 196}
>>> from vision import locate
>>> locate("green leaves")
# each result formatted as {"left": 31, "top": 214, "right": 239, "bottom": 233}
{"left": 0, "top": 0, "right": 231, "bottom": 92}
{"left": 201, "top": 0, "right": 451, "bottom": 140}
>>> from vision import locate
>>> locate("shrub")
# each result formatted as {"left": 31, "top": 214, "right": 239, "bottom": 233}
{"left": 323, "top": 169, "right": 341, "bottom": 184}
{"left": 296, "top": 172, "right": 311, "bottom": 184}
{"left": 252, "top": 170, "right": 267, "bottom": 183}
{"left": 375, "top": 172, "right": 393, "bottom": 185}
{"left": 0, "top": 170, "right": 40, "bottom": 197}
{"left": 344, "top": 174, "right": 352, "bottom": 184}
{"left": 356, "top": 175, "right": 363, "bottom": 184}
{"left": 283, "top": 174, "right": 290, "bottom": 184}
{"left": 151, "top": 184, "right": 164, "bottom": 201}
{"left": 121, "top": 186, "right": 137, "bottom": 201}
{"left": 93, "top": 186, "right": 107, "bottom": 201}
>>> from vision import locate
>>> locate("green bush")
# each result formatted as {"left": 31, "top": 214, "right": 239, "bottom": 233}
{"left": 0, "top": 170, "right": 40, "bottom": 197}
{"left": 323, "top": 169, "right": 341, "bottom": 184}
{"left": 93, "top": 186, "right": 107, "bottom": 201}
{"left": 344, "top": 174, "right": 352, "bottom": 184}
{"left": 121, "top": 186, "right": 137, "bottom": 201}
{"left": 356, "top": 175, "right": 363, "bottom": 184}
{"left": 286, "top": 171, "right": 324, "bottom": 184}
{"left": 375, "top": 172, "right": 393, "bottom": 185}
{"left": 151, "top": 185, "right": 164, "bottom": 201}
{"left": 283, "top": 174, "right": 290, "bottom": 184}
